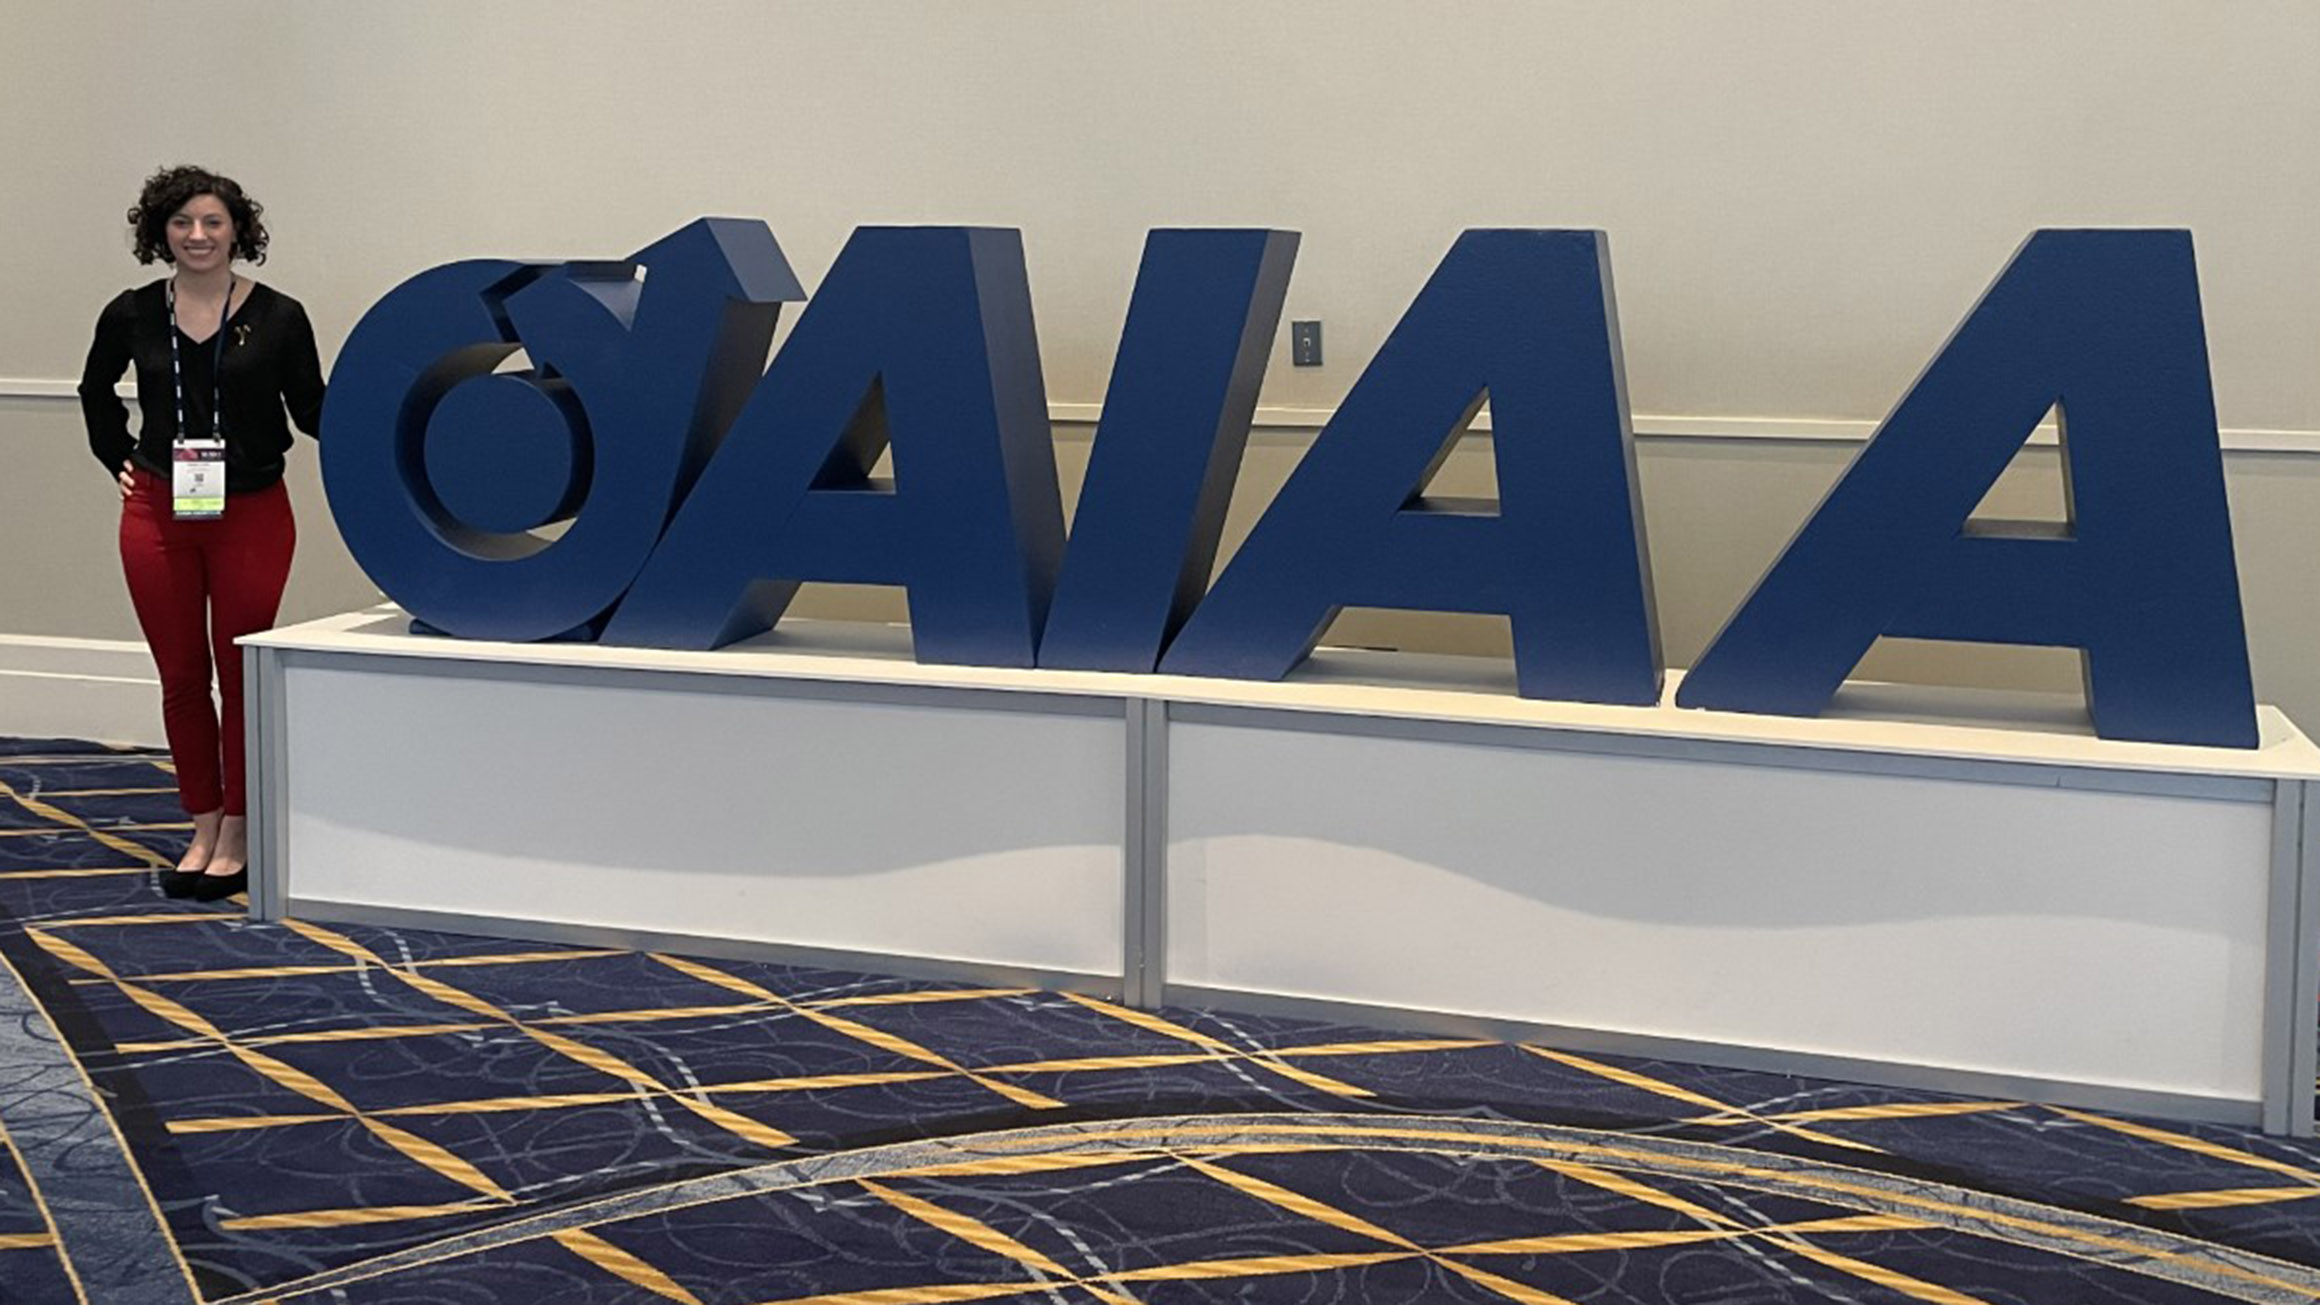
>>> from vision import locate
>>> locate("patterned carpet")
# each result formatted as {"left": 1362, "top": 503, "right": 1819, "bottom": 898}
{"left": 8, "top": 737, "right": 2320, "bottom": 1303}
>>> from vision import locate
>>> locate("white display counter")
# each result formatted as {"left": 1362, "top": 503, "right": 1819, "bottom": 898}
{"left": 242, "top": 608, "right": 2320, "bottom": 1133}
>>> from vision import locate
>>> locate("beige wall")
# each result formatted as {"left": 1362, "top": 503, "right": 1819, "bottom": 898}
{"left": 5, "top": 2, "right": 2316, "bottom": 727}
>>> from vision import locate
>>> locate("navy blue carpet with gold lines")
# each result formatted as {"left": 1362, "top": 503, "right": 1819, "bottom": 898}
{"left": 9, "top": 737, "right": 2320, "bottom": 1303}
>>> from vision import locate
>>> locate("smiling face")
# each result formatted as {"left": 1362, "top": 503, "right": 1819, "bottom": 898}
{"left": 165, "top": 193, "right": 235, "bottom": 272}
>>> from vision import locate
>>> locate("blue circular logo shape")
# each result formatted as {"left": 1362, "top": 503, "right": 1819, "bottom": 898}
{"left": 421, "top": 372, "right": 590, "bottom": 536}
{"left": 319, "top": 221, "right": 801, "bottom": 642}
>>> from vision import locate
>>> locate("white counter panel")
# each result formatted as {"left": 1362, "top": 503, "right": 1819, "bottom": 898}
{"left": 1167, "top": 720, "right": 2273, "bottom": 1100}
{"left": 282, "top": 663, "right": 1126, "bottom": 974}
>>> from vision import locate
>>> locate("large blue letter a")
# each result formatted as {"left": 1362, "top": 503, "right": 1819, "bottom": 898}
{"left": 1676, "top": 230, "right": 2257, "bottom": 748}
{"left": 1160, "top": 229, "right": 1662, "bottom": 705}
{"left": 604, "top": 227, "right": 1065, "bottom": 665}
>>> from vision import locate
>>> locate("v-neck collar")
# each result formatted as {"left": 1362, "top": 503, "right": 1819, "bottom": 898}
{"left": 172, "top": 280, "right": 253, "bottom": 346}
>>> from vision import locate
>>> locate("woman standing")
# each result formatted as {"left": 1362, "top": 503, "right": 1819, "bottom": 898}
{"left": 78, "top": 166, "right": 325, "bottom": 903}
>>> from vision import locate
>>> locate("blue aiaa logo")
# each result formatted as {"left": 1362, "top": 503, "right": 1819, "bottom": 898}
{"left": 320, "top": 222, "right": 2257, "bottom": 748}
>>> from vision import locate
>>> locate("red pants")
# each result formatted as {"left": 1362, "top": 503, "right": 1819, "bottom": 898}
{"left": 119, "top": 470, "right": 296, "bottom": 816}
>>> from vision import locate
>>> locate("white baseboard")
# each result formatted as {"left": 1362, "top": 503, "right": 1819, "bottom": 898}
{"left": 0, "top": 635, "right": 164, "bottom": 747}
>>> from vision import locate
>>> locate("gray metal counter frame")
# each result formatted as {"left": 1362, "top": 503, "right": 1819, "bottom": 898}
{"left": 241, "top": 636, "right": 2320, "bottom": 1136}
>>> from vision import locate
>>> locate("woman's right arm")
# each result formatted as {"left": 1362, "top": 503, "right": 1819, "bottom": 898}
{"left": 77, "top": 293, "right": 137, "bottom": 496}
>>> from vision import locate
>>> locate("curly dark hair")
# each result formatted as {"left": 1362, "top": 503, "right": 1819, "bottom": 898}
{"left": 126, "top": 165, "right": 269, "bottom": 266}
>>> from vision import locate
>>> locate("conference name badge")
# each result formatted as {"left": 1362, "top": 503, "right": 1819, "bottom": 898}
{"left": 172, "top": 439, "right": 226, "bottom": 520}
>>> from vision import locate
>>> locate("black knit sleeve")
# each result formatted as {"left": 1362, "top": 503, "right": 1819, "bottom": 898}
{"left": 78, "top": 292, "right": 136, "bottom": 474}
{"left": 279, "top": 295, "right": 326, "bottom": 438}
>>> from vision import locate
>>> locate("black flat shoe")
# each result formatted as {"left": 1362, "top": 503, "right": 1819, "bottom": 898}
{"left": 189, "top": 870, "right": 247, "bottom": 903}
{"left": 160, "top": 869, "right": 203, "bottom": 898}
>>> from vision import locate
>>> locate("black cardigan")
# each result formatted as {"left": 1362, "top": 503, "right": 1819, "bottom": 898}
{"left": 78, "top": 279, "right": 326, "bottom": 494}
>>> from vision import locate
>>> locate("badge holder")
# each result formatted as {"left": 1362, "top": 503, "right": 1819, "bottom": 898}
{"left": 172, "top": 438, "right": 227, "bottom": 520}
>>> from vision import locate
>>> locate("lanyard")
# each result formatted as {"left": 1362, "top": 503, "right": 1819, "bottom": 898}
{"left": 165, "top": 273, "right": 235, "bottom": 446}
